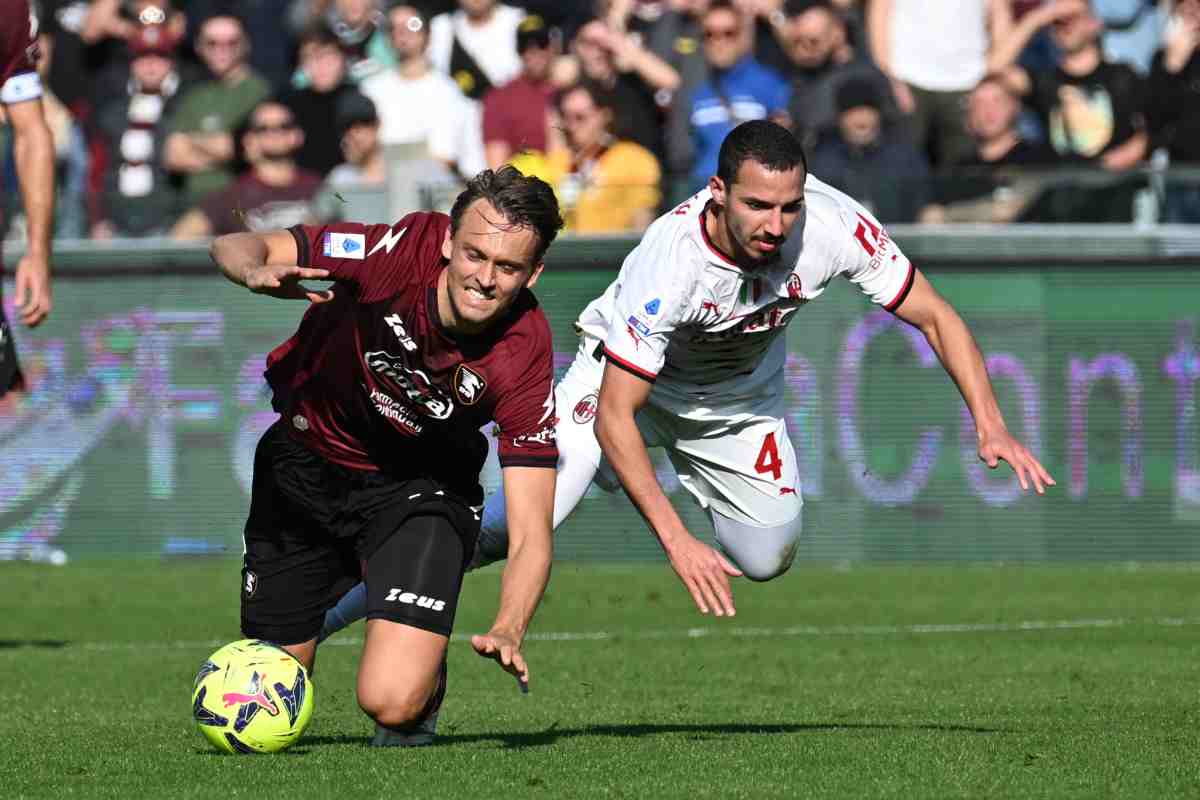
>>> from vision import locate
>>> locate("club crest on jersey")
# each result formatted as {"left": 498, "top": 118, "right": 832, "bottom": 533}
{"left": 453, "top": 364, "right": 487, "bottom": 405}
{"left": 786, "top": 273, "right": 802, "bottom": 300}
{"left": 643, "top": 298, "right": 661, "bottom": 316}
{"left": 323, "top": 232, "right": 365, "bottom": 259}
{"left": 572, "top": 392, "right": 598, "bottom": 424}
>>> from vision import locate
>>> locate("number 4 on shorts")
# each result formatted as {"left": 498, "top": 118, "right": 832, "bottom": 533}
{"left": 754, "top": 432, "right": 783, "bottom": 481}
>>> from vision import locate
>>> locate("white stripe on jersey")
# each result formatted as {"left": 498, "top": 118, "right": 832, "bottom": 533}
{"left": 575, "top": 174, "right": 915, "bottom": 418}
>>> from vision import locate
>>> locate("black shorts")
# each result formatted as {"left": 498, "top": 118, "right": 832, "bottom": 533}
{"left": 240, "top": 422, "right": 481, "bottom": 644}
{"left": 0, "top": 304, "right": 24, "bottom": 397}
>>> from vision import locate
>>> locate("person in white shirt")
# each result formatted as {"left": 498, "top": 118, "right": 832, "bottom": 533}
{"left": 428, "top": 0, "right": 524, "bottom": 100}
{"left": 359, "top": 3, "right": 485, "bottom": 177}
{"left": 320, "top": 120, "right": 1054, "bottom": 626}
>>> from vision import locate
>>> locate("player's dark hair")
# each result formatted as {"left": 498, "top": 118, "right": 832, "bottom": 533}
{"left": 716, "top": 120, "right": 808, "bottom": 187}
{"left": 449, "top": 166, "right": 564, "bottom": 263}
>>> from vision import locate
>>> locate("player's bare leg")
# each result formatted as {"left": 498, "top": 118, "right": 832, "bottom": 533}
{"left": 278, "top": 638, "right": 318, "bottom": 673}
{"left": 357, "top": 619, "right": 448, "bottom": 746}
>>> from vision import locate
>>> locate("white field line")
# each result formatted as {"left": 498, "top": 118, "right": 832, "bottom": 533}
{"left": 63, "top": 616, "right": 1198, "bottom": 652}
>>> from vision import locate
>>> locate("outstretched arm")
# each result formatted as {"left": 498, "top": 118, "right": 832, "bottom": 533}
{"left": 892, "top": 269, "right": 1055, "bottom": 493}
{"left": 210, "top": 230, "right": 333, "bottom": 303}
{"left": 595, "top": 363, "right": 742, "bottom": 616}
{"left": 472, "top": 466, "right": 556, "bottom": 690}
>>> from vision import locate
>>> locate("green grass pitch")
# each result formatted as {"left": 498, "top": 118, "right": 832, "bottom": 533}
{"left": 2, "top": 561, "right": 1199, "bottom": 798}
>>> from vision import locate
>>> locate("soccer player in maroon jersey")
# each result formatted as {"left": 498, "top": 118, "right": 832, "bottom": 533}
{"left": 211, "top": 166, "right": 563, "bottom": 746}
{"left": 0, "top": 1, "right": 55, "bottom": 396}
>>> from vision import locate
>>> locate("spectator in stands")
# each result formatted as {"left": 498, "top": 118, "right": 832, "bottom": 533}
{"left": 314, "top": 91, "right": 385, "bottom": 221}
{"left": 281, "top": 24, "right": 371, "bottom": 176}
{"left": 359, "top": 4, "right": 485, "bottom": 178}
{"left": 687, "top": 0, "right": 790, "bottom": 190}
{"left": 1093, "top": 0, "right": 1169, "bottom": 74}
{"left": 286, "top": 0, "right": 391, "bottom": 85}
{"left": 170, "top": 100, "right": 321, "bottom": 238}
{"left": 783, "top": 0, "right": 895, "bottom": 150}
{"left": 810, "top": 77, "right": 934, "bottom": 223}
{"left": 563, "top": 16, "right": 679, "bottom": 159}
{"left": 645, "top": 0, "right": 710, "bottom": 195}
{"left": 163, "top": 14, "right": 271, "bottom": 205}
{"left": 481, "top": 14, "right": 556, "bottom": 168}
{"left": 91, "top": 21, "right": 186, "bottom": 238}
{"left": 924, "top": 74, "right": 1062, "bottom": 224}
{"left": 429, "top": 0, "right": 525, "bottom": 100}
{"left": 991, "top": 0, "right": 1148, "bottom": 171}
{"left": 867, "top": 0, "right": 1014, "bottom": 168}
{"left": 515, "top": 81, "right": 660, "bottom": 232}
{"left": 1148, "top": 0, "right": 1200, "bottom": 222}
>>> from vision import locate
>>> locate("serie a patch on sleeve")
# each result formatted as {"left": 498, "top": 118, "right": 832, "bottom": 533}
{"left": 322, "top": 232, "right": 365, "bottom": 259}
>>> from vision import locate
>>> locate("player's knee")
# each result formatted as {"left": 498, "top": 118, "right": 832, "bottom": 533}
{"left": 738, "top": 552, "right": 794, "bottom": 582}
{"left": 357, "top": 682, "right": 433, "bottom": 731}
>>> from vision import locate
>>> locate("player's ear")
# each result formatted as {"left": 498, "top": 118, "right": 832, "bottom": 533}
{"left": 525, "top": 261, "right": 545, "bottom": 290}
{"left": 441, "top": 228, "right": 452, "bottom": 260}
{"left": 708, "top": 175, "right": 726, "bottom": 207}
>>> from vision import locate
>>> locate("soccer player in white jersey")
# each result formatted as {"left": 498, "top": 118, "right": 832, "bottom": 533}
{"left": 322, "top": 120, "right": 1053, "bottom": 633}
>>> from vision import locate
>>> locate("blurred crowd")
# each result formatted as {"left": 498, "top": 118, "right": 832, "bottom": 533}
{"left": 4, "top": 0, "right": 1200, "bottom": 240}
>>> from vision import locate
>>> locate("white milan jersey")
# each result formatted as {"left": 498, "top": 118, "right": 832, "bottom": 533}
{"left": 575, "top": 174, "right": 916, "bottom": 417}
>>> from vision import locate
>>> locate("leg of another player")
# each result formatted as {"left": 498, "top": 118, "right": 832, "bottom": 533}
{"left": 278, "top": 639, "right": 318, "bottom": 673}
{"left": 710, "top": 508, "right": 804, "bottom": 582}
{"left": 356, "top": 620, "right": 448, "bottom": 741}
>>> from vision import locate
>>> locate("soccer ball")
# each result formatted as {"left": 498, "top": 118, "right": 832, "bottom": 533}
{"left": 191, "top": 639, "right": 314, "bottom": 754}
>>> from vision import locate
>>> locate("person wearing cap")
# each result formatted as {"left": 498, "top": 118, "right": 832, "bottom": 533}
{"left": 480, "top": 14, "right": 556, "bottom": 169}
{"left": 781, "top": 0, "right": 896, "bottom": 151}
{"left": 810, "top": 76, "right": 934, "bottom": 223}
{"left": 313, "top": 91, "right": 387, "bottom": 221}
{"left": 91, "top": 21, "right": 188, "bottom": 237}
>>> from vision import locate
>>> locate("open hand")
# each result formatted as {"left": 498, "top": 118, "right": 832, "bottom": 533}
{"left": 245, "top": 265, "right": 333, "bottom": 303}
{"left": 471, "top": 629, "right": 530, "bottom": 692}
{"left": 665, "top": 533, "right": 742, "bottom": 617}
{"left": 978, "top": 427, "right": 1056, "bottom": 494}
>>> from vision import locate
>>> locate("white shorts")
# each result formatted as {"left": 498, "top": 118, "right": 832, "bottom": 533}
{"left": 555, "top": 337, "right": 803, "bottom": 529}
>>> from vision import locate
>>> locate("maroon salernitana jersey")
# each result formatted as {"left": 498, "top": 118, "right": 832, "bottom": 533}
{"left": 266, "top": 212, "right": 557, "bottom": 502}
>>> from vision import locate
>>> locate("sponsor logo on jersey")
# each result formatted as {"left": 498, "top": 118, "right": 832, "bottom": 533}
{"left": 572, "top": 392, "right": 598, "bottom": 424}
{"left": 511, "top": 422, "right": 556, "bottom": 448}
{"left": 367, "top": 387, "right": 424, "bottom": 434}
{"left": 453, "top": 364, "right": 487, "bottom": 405}
{"left": 323, "top": 232, "right": 365, "bottom": 259}
{"left": 643, "top": 298, "right": 661, "bottom": 316}
{"left": 365, "top": 351, "right": 454, "bottom": 420}
{"left": 741, "top": 305, "right": 797, "bottom": 334}
{"left": 786, "top": 273, "right": 802, "bottom": 300}
{"left": 385, "top": 587, "right": 446, "bottom": 612}
{"left": 367, "top": 226, "right": 408, "bottom": 257}
{"left": 627, "top": 315, "right": 651, "bottom": 337}
{"left": 384, "top": 313, "right": 418, "bottom": 352}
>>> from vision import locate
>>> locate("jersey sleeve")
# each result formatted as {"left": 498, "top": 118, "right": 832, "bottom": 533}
{"left": 1, "top": 3, "right": 41, "bottom": 106}
{"left": 289, "top": 211, "right": 448, "bottom": 303}
{"left": 835, "top": 200, "right": 915, "bottom": 312}
{"left": 601, "top": 233, "right": 698, "bottom": 382}
{"left": 493, "top": 311, "right": 558, "bottom": 469}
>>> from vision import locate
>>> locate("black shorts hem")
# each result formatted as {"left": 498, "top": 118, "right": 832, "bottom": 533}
{"left": 365, "top": 610, "right": 453, "bottom": 639}
{"left": 240, "top": 618, "right": 324, "bottom": 647}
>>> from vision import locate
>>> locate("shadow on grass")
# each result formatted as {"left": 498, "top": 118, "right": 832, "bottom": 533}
{"left": 0, "top": 639, "right": 70, "bottom": 649}
{"left": 302, "top": 721, "right": 1011, "bottom": 750}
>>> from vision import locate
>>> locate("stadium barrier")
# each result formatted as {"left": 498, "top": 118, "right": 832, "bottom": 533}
{"left": 3, "top": 226, "right": 1200, "bottom": 562}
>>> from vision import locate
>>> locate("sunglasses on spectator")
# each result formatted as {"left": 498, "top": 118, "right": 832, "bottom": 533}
{"left": 201, "top": 36, "right": 242, "bottom": 49}
{"left": 252, "top": 122, "right": 296, "bottom": 133}
{"left": 703, "top": 26, "right": 740, "bottom": 41}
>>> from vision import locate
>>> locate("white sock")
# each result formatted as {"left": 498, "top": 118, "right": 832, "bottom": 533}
{"left": 318, "top": 581, "right": 368, "bottom": 642}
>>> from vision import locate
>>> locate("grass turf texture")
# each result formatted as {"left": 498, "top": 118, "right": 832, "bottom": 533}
{"left": 2, "top": 562, "right": 1199, "bottom": 798}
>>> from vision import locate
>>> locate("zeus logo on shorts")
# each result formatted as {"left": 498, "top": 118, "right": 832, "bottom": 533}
{"left": 385, "top": 588, "right": 446, "bottom": 612}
